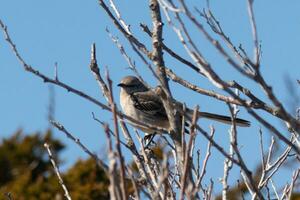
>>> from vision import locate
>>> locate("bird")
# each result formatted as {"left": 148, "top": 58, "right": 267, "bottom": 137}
{"left": 118, "top": 76, "right": 250, "bottom": 144}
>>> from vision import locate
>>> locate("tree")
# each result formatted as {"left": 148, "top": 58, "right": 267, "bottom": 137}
{"left": 0, "top": 130, "right": 110, "bottom": 200}
{"left": 1, "top": 0, "right": 300, "bottom": 199}
{"left": 64, "top": 158, "right": 109, "bottom": 199}
{"left": 0, "top": 130, "right": 64, "bottom": 200}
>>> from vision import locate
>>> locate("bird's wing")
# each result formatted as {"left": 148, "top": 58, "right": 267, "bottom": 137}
{"left": 130, "top": 90, "right": 168, "bottom": 120}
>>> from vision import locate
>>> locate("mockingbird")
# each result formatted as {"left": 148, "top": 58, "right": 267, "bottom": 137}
{"left": 118, "top": 76, "right": 250, "bottom": 142}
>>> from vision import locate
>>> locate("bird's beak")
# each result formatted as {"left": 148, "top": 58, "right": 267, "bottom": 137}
{"left": 117, "top": 83, "right": 125, "bottom": 87}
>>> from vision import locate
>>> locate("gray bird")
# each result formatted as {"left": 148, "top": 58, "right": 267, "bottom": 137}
{"left": 118, "top": 76, "right": 250, "bottom": 142}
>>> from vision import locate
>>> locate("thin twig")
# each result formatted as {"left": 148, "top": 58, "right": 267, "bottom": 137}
{"left": 106, "top": 71, "right": 127, "bottom": 200}
{"left": 135, "top": 130, "right": 163, "bottom": 199}
{"left": 198, "top": 8, "right": 255, "bottom": 77}
{"left": 44, "top": 143, "right": 72, "bottom": 200}
{"left": 50, "top": 120, "right": 108, "bottom": 171}
{"left": 108, "top": 0, "right": 131, "bottom": 34}
{"left": 153, "top": 155, "right": 170, "bottom": 200}
{"left": 105, "top": 28, "right": 150, "bottom": 88}
{"left": 179, "top": 106, "right": 199, "bottom": 200}
{"left": 270, "top": 179, "right": 280, "bottom": 200}
{"left": 193, "top": 126, "right": 214, "bottom": 197}
{"left": 97, "top": 0, "right": 151, "bottom": 57}
{"left": 140, "top": 23, "right": 205, "bottom": 77}
{"left": 287, "top": 169, "right": 300, "bottom": 199}
{"left": 227, "top": 103, "right": 264, "bottom": 199}
{"left": 89, "top": 43, "right": 111, "bottom": 103}
{"left": 92, "top": 112, "right": 129, "bottom": 149}
{"left": 246, "top": 0, "right": 260, "bottom": 66}
{"left": 126, "top": 167, "right": 140, "bottom": 200}
{"left": 104, "top": 123, "right": 122, "bottom": 200}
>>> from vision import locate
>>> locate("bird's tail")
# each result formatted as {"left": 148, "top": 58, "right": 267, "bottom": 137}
{"left": 185, "top": 110, "right": 250, "bottom": 127}
{"left": 198, "top": 112, "right": 250, "bottom": 127}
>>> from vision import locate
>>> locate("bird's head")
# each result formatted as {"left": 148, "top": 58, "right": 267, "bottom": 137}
{"left": 118, "top": 76, "right": 148, "bottom": 94}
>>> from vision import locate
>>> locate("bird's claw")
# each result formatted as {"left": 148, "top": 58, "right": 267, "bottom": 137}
{"left": 143, "top": 134, "right": 156, "bottom": 149}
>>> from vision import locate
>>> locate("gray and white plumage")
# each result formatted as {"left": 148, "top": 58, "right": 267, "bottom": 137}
{"left": 118, "top": 76, "right": 250, "bottom": 135}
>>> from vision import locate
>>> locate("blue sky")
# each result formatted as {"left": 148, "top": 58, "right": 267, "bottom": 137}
{"left": 1, "top": 0, "right": 300, "bottom": 194}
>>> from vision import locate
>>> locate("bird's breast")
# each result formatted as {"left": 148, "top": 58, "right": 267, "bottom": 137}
{"left": 119, "top": 90, "right": 169, "bottom": 134}
{"left": 120, "top": 90, "right": 142, "bottom": 121}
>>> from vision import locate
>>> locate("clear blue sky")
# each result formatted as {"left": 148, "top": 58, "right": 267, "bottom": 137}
{"left": 1, "top": 0, "right": 300, "bottom": 194}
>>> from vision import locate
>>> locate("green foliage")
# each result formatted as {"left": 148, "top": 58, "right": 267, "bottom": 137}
{"left": 64, "top": 158, "right": 109, "bottom": 199}
{"left": 0, "top": 129, "right": 109, "bottom": 200}
{"left": 0, "top": 129, "right": 64, "bottom": 199}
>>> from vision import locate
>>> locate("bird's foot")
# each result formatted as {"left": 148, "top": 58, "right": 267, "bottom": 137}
{"left": 143, "top": 134, "right": 156, "bottom": 149}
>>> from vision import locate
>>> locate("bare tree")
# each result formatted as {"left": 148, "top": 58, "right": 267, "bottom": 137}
{"left": 1, "top": 0, "right": 300, "bottom": 199}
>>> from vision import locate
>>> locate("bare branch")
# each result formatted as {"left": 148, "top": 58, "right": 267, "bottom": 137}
{"left": 140, "top": 24, "right": 205, "bottom": 76}
{"left": 192, "top": 126, "right": 214, "bottom": 197}
{"left": 135, "top": 130, "right": 163, "bottom": 199}
{"left": 106, "top": 72, "right": 127, "bottom": 200}
{"left": 50, "top": 120, "right": 109, "bottom": 171}
{"left": 179, "top": 106, "right": 199, "bottom": 200}
{"left": 246, "top": 0, "right": 260, "bottom": 66}
{"left": 126, "top": 167, "right": 140, "bottom": 200}
{"left": 89, "top": 43, "right": 111, "bottom": 103}
{"left": 105, "top": 28, "right": 151, "bottom": 88}
{"left": 198, "top": 8, "right": 256, "bottom": 77}
{"left": 166, "top": 68, "right": 249, "bottom": 106}
{"left": 104, "top": 124, "right": 122, "bottom": 200}
{"left": 150, "top": 0, "right": 184, "bottom": 179}
{"left": 227, "top": 103, "right": 264, "bottom": 199}
{"left": 97, "top": 0, "right": 151, "bottom": 57}
{"left": 270, "top": 179, "right": 280, "bottom": 200}
{"left": 140, "top": 23, "right": 206, "bottom": 77}
{"left": 108, "top": 0, "right": 131, "bottom": 34}
{"left": 286, "top": 169, "right": 300, "bottom": 199}
{"left": 44, "top": 143, "right": 72, "bottom": 200}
